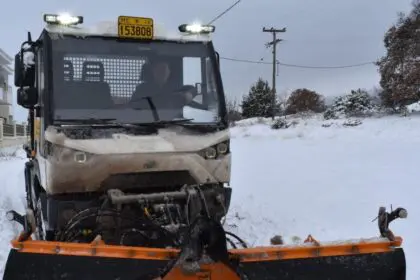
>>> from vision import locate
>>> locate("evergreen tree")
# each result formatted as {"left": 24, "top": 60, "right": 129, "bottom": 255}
{"left": 241, "top": 78, "right": 280, "bottom": 118}
{"left": 377, "top": 2, "right": 420, "bottom": 109}
{"left": 324, "top": 89, "right": 376, "bottom": 119}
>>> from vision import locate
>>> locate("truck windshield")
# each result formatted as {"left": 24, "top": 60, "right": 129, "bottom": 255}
{"left": 50, "top": 35, "right": 224, "bottom": 124}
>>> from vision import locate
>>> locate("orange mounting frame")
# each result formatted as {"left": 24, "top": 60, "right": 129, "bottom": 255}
{"left": 10, "top": 233, "right": 403, "bottom": 263}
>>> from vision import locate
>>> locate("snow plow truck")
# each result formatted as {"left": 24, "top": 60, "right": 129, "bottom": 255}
{"left": 3, "top": 13, "right": 408, "bottom": 280}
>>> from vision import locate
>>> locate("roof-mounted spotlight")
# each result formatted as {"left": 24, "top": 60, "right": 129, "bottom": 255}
{"left": 178, "top": 24, "right": 215, "bottom": 34}
{"left": 43, "top": 13, "right": 84, "bottom": 26}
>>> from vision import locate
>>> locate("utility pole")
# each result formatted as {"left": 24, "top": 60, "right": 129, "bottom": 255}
{"left": 263, "top": 27, "right": 286, "bottom": 119}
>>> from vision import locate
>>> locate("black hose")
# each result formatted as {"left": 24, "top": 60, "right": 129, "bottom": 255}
{"left": 58, "top": 208, "right": 177, "bottom": 245}
{"left": 62, "top": 211, "right": 167, "bottom": 239}
{"left": 225, "top": 231, "right": 248, "bottom": 248}
{"left": 226, "top": 237, "right": 237, "bottom": 249}
{"left": 61, "top": 207, "right": 158, "bottom": 236}
{"left": 68, "top": 225, "right": 176, "bottom": 248}
{"left": 64, "top": 215, "right": 178, "bottom": 246}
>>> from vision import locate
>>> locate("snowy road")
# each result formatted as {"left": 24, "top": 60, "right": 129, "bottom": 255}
{"left": 0, "top": 115, "right": 418, "bottom": 279}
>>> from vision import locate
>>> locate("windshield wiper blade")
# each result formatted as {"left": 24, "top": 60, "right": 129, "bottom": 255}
{"left": 127, "top": 118, "right": 194, "bottom": 126}
{"left": 55, "top": 118, "right": 118, "bottom": 124}
{"left": 153, "top": 118, "right": 194, "bottom": 124}
{"left": 55, "top": 119, "right": 152, "bottom": 128}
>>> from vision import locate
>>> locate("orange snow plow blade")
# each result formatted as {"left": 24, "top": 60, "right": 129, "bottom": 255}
{"left": 3, "top": 235, "right": 406, "bottom": 280}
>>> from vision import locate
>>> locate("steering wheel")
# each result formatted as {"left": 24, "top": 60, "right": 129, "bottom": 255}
{"left": 118, "top": 85, "right": 207, "bottom": 111}
{"left": 172, "top": 85, "right": 196, "bottom": 100}
{"left": 172, "top": 85, "right": 207, "bottom": 110}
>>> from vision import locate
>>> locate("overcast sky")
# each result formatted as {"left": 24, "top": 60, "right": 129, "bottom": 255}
{"left": 0, "top": 0, "right": 414, "bottom": 122}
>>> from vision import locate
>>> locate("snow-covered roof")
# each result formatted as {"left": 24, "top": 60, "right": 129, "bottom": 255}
{"left": 45, "top": 21, "right": 213, "bottom": 43}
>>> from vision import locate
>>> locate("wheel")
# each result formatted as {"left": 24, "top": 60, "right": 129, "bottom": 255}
{"left": 33, "top": 197, "right": 46, "bottom": 240}
{"left": 24, "top": 163, "right": 33, "bottom": 209}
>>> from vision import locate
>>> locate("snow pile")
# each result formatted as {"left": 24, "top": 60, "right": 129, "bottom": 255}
{"left": 0, "top": 146, "right": 21, "bottom": 158}
{"left": 406, "top": 101, "right": 420, "bottom": 113}
{"left": 23, "top": 51, "right": 34, "bottom": 68}
{"left": 183, "top": 105, "right": 218, "bottom": 122}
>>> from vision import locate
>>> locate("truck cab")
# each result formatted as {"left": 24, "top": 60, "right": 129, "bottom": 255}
{"left": 14, "top": 14, "right": 231, "bottom": 242}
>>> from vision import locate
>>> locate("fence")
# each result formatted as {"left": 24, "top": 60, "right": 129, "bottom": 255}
{"left": 0, "top": 118, "right": 29, "bottom": 149}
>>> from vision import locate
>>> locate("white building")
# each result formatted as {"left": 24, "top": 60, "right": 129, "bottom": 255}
{"left": 0, "top": 48, "right": 13, "bottom": 124}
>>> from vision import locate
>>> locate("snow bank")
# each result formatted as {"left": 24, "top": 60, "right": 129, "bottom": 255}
{"left": 406, "top": 101, "right": 420, "bottom": 113}
{"left": 230, "top": 113, "right": 420, "bottom": 142}
{"left": 0, "top": 146, "right": 22, "bottom": 158}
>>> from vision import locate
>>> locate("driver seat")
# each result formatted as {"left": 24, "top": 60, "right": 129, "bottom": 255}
{"left": 77, "top": 61, "right": 114, "bottom": 109}
{"left": 130, "top": 56, "right": 180, "bottom": 105}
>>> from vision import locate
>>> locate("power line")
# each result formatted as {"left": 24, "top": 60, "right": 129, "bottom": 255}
{"left": 220, "top": 57, "right": 271, "bottom": 64}
{"left": 278, "top": 61, "right": 376, "bottom": 69}
{"left": 206, "top": 1, "right": 378, "bottom": 70}
{"left": 220, "top": 56, "right": 377, "bottom": 69}
{"left": 208, "top": 0, "right": 242, "bottom": 25}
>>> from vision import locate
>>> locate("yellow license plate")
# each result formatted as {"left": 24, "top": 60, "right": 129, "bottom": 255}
{"left": 118, "top": 16, "right": 154, "bottom": 39}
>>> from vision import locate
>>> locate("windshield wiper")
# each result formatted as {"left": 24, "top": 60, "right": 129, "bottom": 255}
{"left": 153, "top": 118, "right": 194, "bottom": 124}
{"left": 54, "top": 118, "right": 118, "bottom": 125}
{"left": 55, "top": 118, "right": 151, "bottom": 128}
{"left": 127, "top": 118, "right": 194, "bottom": 126}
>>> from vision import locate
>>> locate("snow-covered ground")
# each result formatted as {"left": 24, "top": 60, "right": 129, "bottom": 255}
{"left": 0, "top": 147, "right": 27, "bottom": 276}
{"left": 0, "top": 114, "right": 418, "bottom": 279}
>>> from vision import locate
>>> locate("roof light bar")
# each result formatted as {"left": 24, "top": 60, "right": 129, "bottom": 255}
{"left": 43, "top": 13, "right": 84, "bottom": 26}
{"left": 178, "top": 24, "right": 215, "bottom": 34}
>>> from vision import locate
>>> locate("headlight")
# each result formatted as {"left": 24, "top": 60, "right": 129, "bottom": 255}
{"left": 204, "top": 147, "right": 217, "bottom": 159}
{"left": 74, "top": 151, "right": 87, "bottom": 163}
{"left": 178, "top": 23, "right": 215, "bottom": 34}
{"left": 43, "top": 13, "right": 84, "bottom": 26}
{"left": 199, "top": 141, "right": 230, "bottom": 159}
{"left": 216, "top": 143, "right": 228, "bottom": 154}
{"left": 46, "top": 142, "right": 90, "bottom": 163}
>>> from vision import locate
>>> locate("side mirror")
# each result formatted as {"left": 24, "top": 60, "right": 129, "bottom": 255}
{"left": 14, "top": 51, "right": 35, "bottom": 88}
{"left": 22, "top": 143, "right": 31, "bottom": 158}
{"left": 17, "top": 87, "right": 38, "bottom": 109}
{"left": 14, "top": 53, "right": 23, "bottom": 87}
{"left": 195, "top": 82, "right": 202, "bottom": 95}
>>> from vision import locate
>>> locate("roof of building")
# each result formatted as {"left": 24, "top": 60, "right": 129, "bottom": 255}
{"left": 0, "top": 48, "right": 12, "bottom": 64}
{"left": 0, "top": 65, "right": 12, "bottom": 75}
{"left": 0, "top": 48, "right": 12, "bottom": 75}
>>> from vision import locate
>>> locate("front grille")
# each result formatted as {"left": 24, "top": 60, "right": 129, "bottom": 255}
{"left": 100, "top": 171, "right": 197, "bottom": 190}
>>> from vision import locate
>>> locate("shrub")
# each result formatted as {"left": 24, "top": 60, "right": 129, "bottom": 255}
{"left": 324, "top": 89, "right": 376, "bottom": 119}
{"left": 285, "top": 88, "right": 326, "bottom": 115}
